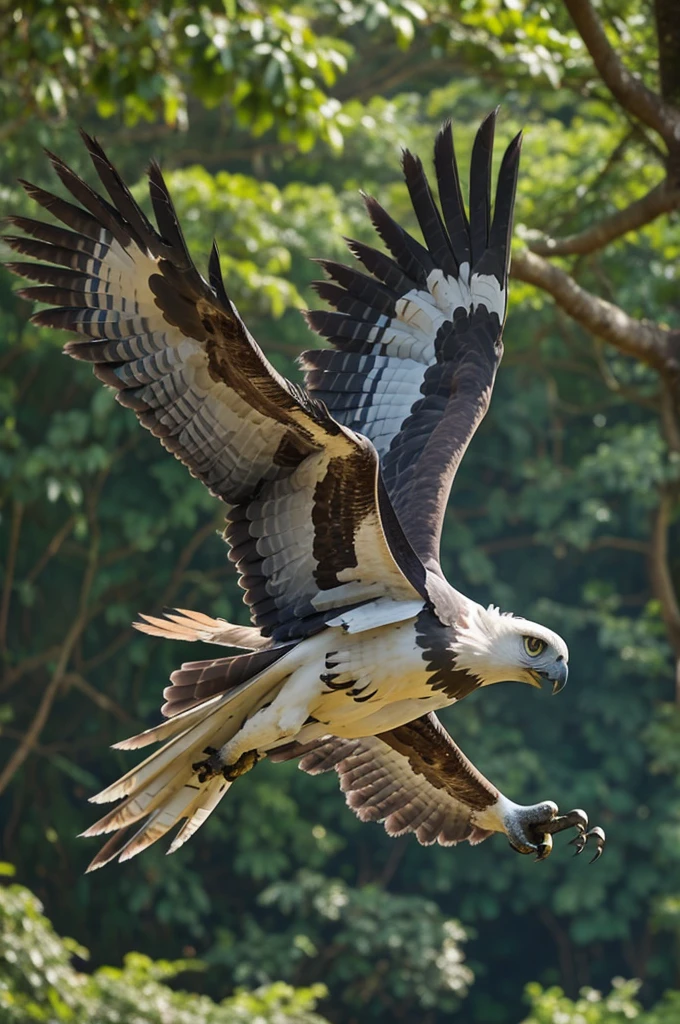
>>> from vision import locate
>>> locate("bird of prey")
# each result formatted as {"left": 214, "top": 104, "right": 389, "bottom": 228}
{"left": 6, "top": 112, "right": 604, "bottom": 870}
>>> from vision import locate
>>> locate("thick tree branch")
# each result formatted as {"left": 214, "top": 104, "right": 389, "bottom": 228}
{"left": 511, "top": 249, "right": 680, "bottom": 378}
{"left": 531, "top": 180, "right": 680, "bottom": 256}
{"left": 564, "top": 0, "right": 680, "bottom": 145}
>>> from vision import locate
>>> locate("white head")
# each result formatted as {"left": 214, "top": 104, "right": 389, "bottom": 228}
{"left": 451, "top": 603, "right": 569, "bottom": 692}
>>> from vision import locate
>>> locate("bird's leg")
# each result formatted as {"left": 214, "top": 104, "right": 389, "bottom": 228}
{"left": 505, "top": 803, "right": 606, "bottom": 862}
{"left": 192, "top": 746, "right": 262, "bottom": 783}
{"left": 505, "top": 800, "right": 558, "bottom": 858}
{"left": 192, "top": 664, "right": 317, "bottom": 784}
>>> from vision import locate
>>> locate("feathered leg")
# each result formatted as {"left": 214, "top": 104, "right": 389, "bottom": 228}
{"left": 193, "top": 658, "right": 325, "bottom": 780}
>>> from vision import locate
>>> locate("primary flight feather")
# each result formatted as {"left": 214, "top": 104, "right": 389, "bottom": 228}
{"left": 6, "top": 112, "right": 604, "bottom": 869}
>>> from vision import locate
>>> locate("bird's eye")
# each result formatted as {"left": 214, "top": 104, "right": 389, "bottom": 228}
{"left": 523, "top": 636, "right": 546, "bottom": 657}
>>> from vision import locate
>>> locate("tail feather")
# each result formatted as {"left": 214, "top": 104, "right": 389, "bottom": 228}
{"left": 89, "top": 697, "right": 228, "bottom": 805}
{"left": 93, "top": 810, "right": 172, "bottom": 868}
{"left": 112, "top": 693, "right": 224, "bottom": 751}
{"left": 85, "top": 754, "right": 230, "bottom": 868}
{"left": 80, "top": 757, "right": 192, "bottom": 836}
{"left": 118, "top": 779, "right": 226, "bottom": 862}
{"left": 85, "top": 826, "right": 137, "bottom": 873}
{"left": 167, "top": 777, "right": 232, "bottom": 854}
{"left": 133, "top": 607, "right": 269, "bottom": 650}
{"left": 83, "top": 645, "right": 296, "bottom": 867}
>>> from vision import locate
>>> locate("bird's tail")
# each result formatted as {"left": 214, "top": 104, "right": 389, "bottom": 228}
{"left": 133, "top": 607, "right": 269, "bottom": 650}
{"left": 81, "top": 645, "right": 294, "bottom": 871}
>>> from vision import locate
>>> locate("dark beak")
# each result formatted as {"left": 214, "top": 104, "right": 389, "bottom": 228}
{"left": 547, "top": 659, "right": 568, "bottom": 695}
{"left": 530, "top": 659, "right": 568, "bottom": 695}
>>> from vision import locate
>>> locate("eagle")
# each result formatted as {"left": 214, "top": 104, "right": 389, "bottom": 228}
{"left": 6, "top": 112, "right": 605, "bottom": 871}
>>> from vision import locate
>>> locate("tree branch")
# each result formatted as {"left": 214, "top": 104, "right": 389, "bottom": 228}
{"left": 0, "top": 522, "right": 100, "bottom": 796}
{"left": 531, "top": 180, "right": 680, "bottom": 256}
{"left": 0, "top": 501, "right": 23, "bottom": 655}
{"left": 25, "top": 515, "right": 76, "bottom": 584}
{"left": 564, "top": 0, "right": 680, "bottom": 145}
{"left": 511, "top": 249, "right": 680, "bottom": 378}
{"left": 158, "top": 514, "right": 224, "bottom": 609}
{"left": 478, "top": 534, "right": 649, "bottom": 556}
{"left": 62, "top": 672, "right": 132, "bottom": 724}
{"left": 0, "top": 645, "right": 61, "bottom": 693}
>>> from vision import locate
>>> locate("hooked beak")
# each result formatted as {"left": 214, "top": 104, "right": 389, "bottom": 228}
{"left": 529, "top": 659, "right": 568, "bottom": 695}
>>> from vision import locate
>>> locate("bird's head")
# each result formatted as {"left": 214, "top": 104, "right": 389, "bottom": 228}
{"left": 451, "top": 603, "right": 568, "bottom": 693}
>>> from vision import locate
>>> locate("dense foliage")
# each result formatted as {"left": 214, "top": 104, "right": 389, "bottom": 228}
{"left": 0, "top": 867, "right": 330, "bottom": 1023}
{"left": 0, "top": 2, "right": 678, "bottom": 1023}
{"left": 4, "top": 875, "right": 680, "bottom": 1024}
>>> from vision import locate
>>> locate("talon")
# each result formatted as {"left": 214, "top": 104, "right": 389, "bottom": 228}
{"left": 569, "top": 832, "right": 587, "bottom": 856}
{"left": 587, "top": 826, "right": 606, "bottom": 863}
{"left": 534, "top": 834, "right": 553, "bottom": 861}
{"left": 544, "top": 808, "right": 588, "bottom": 836}
{"left": 192, "top": 746, "right": 222, "bottom": 783}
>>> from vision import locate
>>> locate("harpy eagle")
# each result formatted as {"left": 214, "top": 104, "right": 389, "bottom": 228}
{"left": 6, "top": 112, "right": 605, "bottom": 870}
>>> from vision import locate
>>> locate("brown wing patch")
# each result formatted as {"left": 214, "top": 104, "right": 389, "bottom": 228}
{"left": 378, "top": 713, "right": 497, "bottom": 812}
{"left": 272, "top": 712, "right": 498, "bottom": 847}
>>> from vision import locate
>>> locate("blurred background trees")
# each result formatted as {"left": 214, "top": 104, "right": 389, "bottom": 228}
{"left": 0, "top": 2, "right": 678, "bottom": 1022}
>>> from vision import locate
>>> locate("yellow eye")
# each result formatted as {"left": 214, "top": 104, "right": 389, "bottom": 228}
{"left": 524, "top": 636, "right": 546, "bottom": 657}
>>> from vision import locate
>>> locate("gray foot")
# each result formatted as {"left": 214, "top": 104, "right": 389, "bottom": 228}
{"left": 506, "top": 803, "right": 606, "bottom": 862}
{"left": 505, "top": 800, "right": 558, "bottom": 858}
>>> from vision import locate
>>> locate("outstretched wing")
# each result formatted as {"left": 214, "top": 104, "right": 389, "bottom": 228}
{"left": 302, "top": 112, "right": 521, "bottom": 569}
{"left": 270, "top": 713, "right": 502, "bottom": 847}
{"left": 6, "top": 135, "right": 426, "bottom": 641}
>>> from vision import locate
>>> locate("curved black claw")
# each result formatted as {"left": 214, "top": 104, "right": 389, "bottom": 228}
{"left": 542, "top": 808, "right": 588, "bottom": 837}
{"left": 534, "top": 834, "right": 553, "bottom": 862}
{"left": 192, "top": 746, "right": 222, "bottom": 784}
{"left": 569, "top": 825, "right": 606, "bottom": 863}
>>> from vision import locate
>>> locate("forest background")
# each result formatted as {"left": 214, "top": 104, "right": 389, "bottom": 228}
{"left": 1, "top": 2, "right": 679, "bottom": 1022}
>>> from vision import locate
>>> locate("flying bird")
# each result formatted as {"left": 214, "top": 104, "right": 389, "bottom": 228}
{"left": 6, "top": 113, "right": 605, "bottom": 870}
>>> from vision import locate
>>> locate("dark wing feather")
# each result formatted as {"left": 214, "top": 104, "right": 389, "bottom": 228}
{"left": 160, "top": 645, "right": 291, "bottom": 718}
{"left": 302, "top": 112, "right": 521, "bottom": 569}
{"left": 7, "top": 133, "right": 426, "bottom": 641}
{"left": 271, "top": 712, "right": 499, "bottom": 847}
